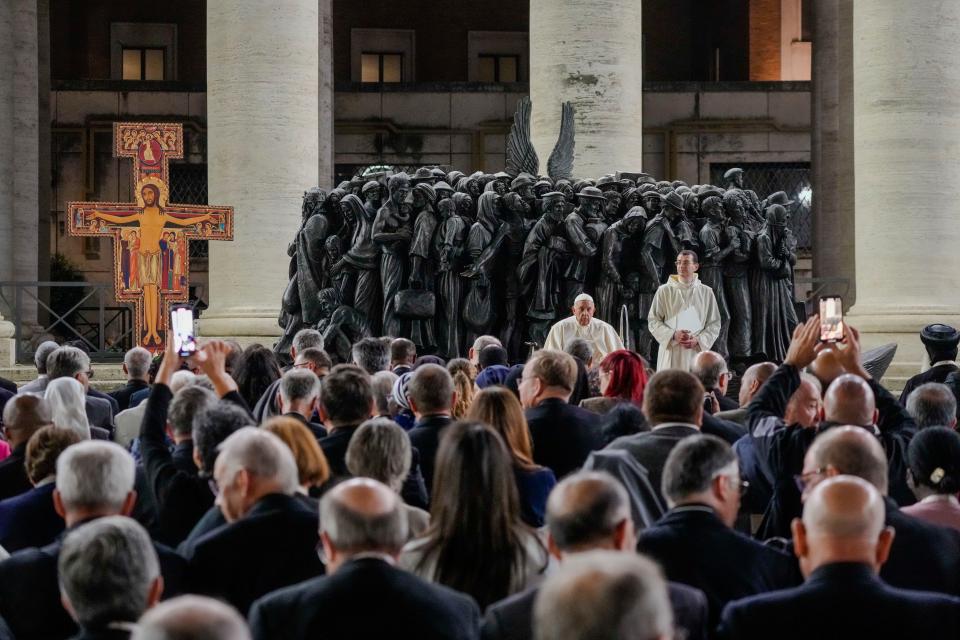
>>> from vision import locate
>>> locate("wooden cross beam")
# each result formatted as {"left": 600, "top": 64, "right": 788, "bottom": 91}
{"left": 68, "top": 122, "right": 234, "bottom": 352}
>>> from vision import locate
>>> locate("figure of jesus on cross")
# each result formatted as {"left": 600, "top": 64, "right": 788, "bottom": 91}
{"left": 68, "top": 123, "right": 233, "bottom": 350}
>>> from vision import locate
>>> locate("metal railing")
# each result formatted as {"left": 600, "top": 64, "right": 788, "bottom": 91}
{"left": 0, "top": 281, "right": 133, "bottom": 364}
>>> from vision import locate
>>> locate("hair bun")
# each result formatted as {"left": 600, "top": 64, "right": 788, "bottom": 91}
{"left": 930, "top": 467, "right": 946, "bottom": 485}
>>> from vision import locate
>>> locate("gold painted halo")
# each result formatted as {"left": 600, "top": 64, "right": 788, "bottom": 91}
{"left": 134, "top": 176, "right": 170, "bottom": 208}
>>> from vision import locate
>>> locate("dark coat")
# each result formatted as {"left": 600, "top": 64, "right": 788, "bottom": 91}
{"left": 249, "top": 557, "right": 481, "bottom": 640}
{"left": 0, "top": 378, "right": 16, "bottom": 394}
{"left": 0, "top": 482, "right": 63, "bottom": 552}
{"left": 182, "top": 493, "right": 324, "bottom": 615}
{"left": 882, "top": 497, "right": 960, "bottom": 596}
{"left": 108, "top": 379, "right": 150, "bottom": 412}
{"left": 525, "top": 398, "right": 603, "bottom": 479}
{"left": 637, "top": 505, "right": 801, "bottom": 628}
{"left": 0, "top": 524, "right": 185, "bottom": 640}
{"left": 482, "top": 579, "right": 709, "bottom": 640}
{"left": 0, "top": 443, "right": 31, "bottom": 501}
{"left": 407, "top": 414, "right": 454, "bottom": 489}
{"left": 701, "top": 412, "right": 747, "bottom": 444}
{"left": 605, "top": 424, "right": 700, "bottom": 506}
{"left": 718, "top": 562, "right": 960, "bottom": 640}
{"left": 282, "top": 412, "right": 328, "bottom": 440}
{"left": 747, "top": 364, "right": 916, "bottom": 538}
{"left": 899, "top": 362, "right": 959, "bottom": 405}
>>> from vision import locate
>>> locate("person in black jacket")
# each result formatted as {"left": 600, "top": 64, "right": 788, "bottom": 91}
{"left": 798, "top": 426, "right": 960, "bottom": 596}
{"left": 249, "top": 478, "right": 480, "bottom": 640}
{"left": 747, "top": 317, "right": 917, "bottom": 538}
{"left": 693, "top": 351, "right": 739, "bottom": 412}
{"left": 140, "top": 339, "right": 253, "bottom": 546}
{"left": 719, "top": 475, "right": 960, "bottom": 639}
{"left": 181, "top": 427, "right": 324, "bottom": 615}
{"left": 108, "top": 347, "right": 152, "bottom": 412}
{"left": 0, "top": 441, "right": 185, "bottom": 640}
{"left": 483, "top": 471, "right": 709, "bottom": 640}
{"left": 277, "top": 368, "right": 327, "bottom": 440}
{"left": 637, "top": 435, "right": 801, "bottom": 628}
{"left": 407, "top": 364, "right": 456, "bottom": 490}
{"left": 0, "top": 394, "right": 51, "bottom": 500}
{"left": 58, "top": 517, "right": 164, "bottom": 640}
{"left": 521, "top": 350, "right": 602, "bottom": 479}
{"left": 899, "top": 323, "right": 960, "bottom": 405}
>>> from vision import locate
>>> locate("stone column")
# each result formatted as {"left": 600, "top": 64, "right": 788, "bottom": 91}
{"left": 318, "top": 0, "right": 334, "bottom": 186}
{"left": 201, "top": 0, "right": 320, "bottom": 339}
{"left": 810, "top": 0, "right": 855, "bottom": 305}
{"left": 848, "top": 0, "right": 960, "bottom": 366}
{"left": 0, "top": 0, "right": 16, "bottom": 358}
{"left": 529, "top": 0, "right": 643, "bottom": 178}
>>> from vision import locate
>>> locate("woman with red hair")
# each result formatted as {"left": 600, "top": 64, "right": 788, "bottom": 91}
{"left": 581, "top": 350, "right": 649, "bottom": 415}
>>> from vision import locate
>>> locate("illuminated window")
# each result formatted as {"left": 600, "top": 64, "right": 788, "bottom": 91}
{"left": 121, "top": 47, "right": 165, "bottom": 81}
{"left": 478, "top": 54, "right": 519, "bottom": 83}
{"left": 360, "top": 52, "right": 403, "bottom": 83}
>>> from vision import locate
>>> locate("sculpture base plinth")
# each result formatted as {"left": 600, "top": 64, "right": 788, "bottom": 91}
{"left": 198, "top": 307, "right": 283, "bottom": 345}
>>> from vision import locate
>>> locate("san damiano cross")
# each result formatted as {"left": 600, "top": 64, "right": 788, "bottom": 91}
{"left": 67, "top": 122, "right": 234, "bottom": 352}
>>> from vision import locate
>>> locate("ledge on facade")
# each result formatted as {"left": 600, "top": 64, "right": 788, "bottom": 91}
{"left": 52, "top": 79, "right": 206, "bottom": 92}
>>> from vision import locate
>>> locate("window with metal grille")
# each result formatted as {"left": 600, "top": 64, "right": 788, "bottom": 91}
{"left": 710, "top": 162, "right": 812, "bottom": 250}
{"left": 169, "top": 163, "right": 209, "bottom": 258}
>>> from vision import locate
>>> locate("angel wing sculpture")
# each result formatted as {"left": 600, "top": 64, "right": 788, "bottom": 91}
{"left": 504, "top": 98, "right": 576, "bottom": 181}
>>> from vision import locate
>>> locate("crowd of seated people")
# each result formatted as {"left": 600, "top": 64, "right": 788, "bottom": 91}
{"left": 1, "top": 318, "right": 960, "bottom": 639}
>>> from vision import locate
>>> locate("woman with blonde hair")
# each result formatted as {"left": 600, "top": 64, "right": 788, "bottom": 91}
{"left": 467, "top": 387, "right": 556, "bottom": 527}
{"left": 262, "top": 416, "right": 331, "bottom": 502}
{"left": 447, "top": 358, "right": 475, "bottom": 419}
{"left": 44, "top": 378, "right": 91, "bottom": 439}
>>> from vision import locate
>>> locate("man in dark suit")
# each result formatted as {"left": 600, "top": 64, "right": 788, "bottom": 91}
{"left": 250, "top": 478, "right": 480, "bottom": 639}
{"left": 521, "top": 350, "right": 602, "bottom": 479}
{"left": 46, "top": 345, "right": 115, "bottom": 433}
{"left": 182, "top": 427, "right": 324, "bottom": 615}
{"left": 390, "top": 337, "right": 416, "bottom": 376}
{"left": 900, "top": 323, "right": 960, "bottom": 404}
{"left": 58, "top": 517, "right": 164, "bottom": 640}
{"left": 798, "top": 426, "right": 960, "bottom": 596}
{"left": 253, "top": 345, "right": 331, "bottom": 423}
{"left": 719, "top": 476, "right": 960, "bottom": 639}
{"left": 0, "top": 441, "right": 186, "bottom": 640}
{"left": 748, "top": 318, "right": 917, "bottom": 538}
{"left": 606, "top": 369, "right": 705, "bottom": 505}
{"left": 715, "top": 361, "right": 777, "bottom": 426}
{"left": 407, "top": 364, "right": 456, "bottom": 489}
{"left": 483, "top": 471, "right": 709, "bottom": 640}
{"left": 108, "top": 346, "right": 152, "bottom": 411}
{"left": 693, "top": 351, "right": 739, "bottom": 412}
{"left": 637, "top": 435, "right": 801, "bottom": 628}
{"left": 0, "top": 394, "right": 52, "bottom": 500}
{"left": 904, "top": 382, "right": 957, "bottom": 429}
{"left": 277, "top": 368, "right": 327, "bottom": 440}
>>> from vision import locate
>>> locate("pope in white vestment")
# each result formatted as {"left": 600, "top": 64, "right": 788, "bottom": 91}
{"left": 543, "top": 293, "right": 625, "bottom": 360}
{"left": 649, "top": 259, "right": 722, "bottom": 371}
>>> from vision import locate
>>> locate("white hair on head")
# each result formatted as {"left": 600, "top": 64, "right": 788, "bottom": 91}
{"left": 44, "top": 377, "right": 91, "bottom": 439}
{"left": 573, "top": 293, "right": 594, "bottom": 305}
{"left": 170, "top": 370, "right": 197, "bottom": 393}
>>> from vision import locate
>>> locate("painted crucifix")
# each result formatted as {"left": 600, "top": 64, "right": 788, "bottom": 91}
{"left": 67, "top": 122, "right": 234, "bottom": 351}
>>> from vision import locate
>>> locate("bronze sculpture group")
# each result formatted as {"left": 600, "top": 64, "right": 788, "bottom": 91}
{"left": 275, "top": 99, "right": 800, "bottom": 366}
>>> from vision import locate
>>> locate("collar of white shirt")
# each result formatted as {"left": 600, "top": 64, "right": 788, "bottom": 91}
{"left": 651, "top": 422, "right": 699, "bottom": 431}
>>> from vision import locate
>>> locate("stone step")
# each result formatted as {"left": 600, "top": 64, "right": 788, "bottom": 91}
{"left": 1, "top": 363, "right": 129, "bottom": 394}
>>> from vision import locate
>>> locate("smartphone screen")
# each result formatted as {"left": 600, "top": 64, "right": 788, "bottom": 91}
{"left": 819, "top": 296, "right": 844, "bottom": 342}
{"left": 171, "top": 306, "right": 196, "bottom": 356}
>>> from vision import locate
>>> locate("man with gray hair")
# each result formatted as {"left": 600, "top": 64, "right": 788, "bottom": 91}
{"left": 638, "top": 435, "right": 799, "bottom": 628}
{"left": 248, "top": 478, "right": 480, "bottom": 639}
{"left": 253, "top": 345, "right": 331, "bottom": 422}
{"left": 692, "top": 350, "right": 738, "bottom": 412}
{"left": 182, "top": 427, "right": 323, "bottom": 615}
{"left": 132, "top": 595, "right": 251, "bottom": 640}
{"left": 277, "top": 368, "right": 326, "bottom": 440}
{"left": 469, "top": 334, "right": 503, "bottom": 369}
{"left": 0, "top": 441, "right": 186, "bottom": 640}
{"left": 534, "top": 551, "right": 673, "bottom": 640}
{"left": 59, "top": 516, "right": 164, "bottom": 639}
{"left": 407, "top": 364, "right": 456, "bottom": 490}
{"left": 18, "top": 340, "right": 60, "bottom": 394}
{"left": 351, "top": 337, "right": 390, "bottom": 375}
{"left": 0, "top": 394, "right": 52, "bottom": 499}
{"left": 110, "top": 346, "right": 153, "bottom": 411}
{"left": 719, "top": 476, "right": 960, "bottom": 639}
{"left": 906, "top": 382, "right": 957, "bottom": 429}
{"left": 484, "top": 471, "right": 708, "bottom": 640}
{"left": 798, "top": 426, "right": 960, "bottom": 596}
{"left": 563, "top": 337, "right": 594, "bottom": 368}
{"left": 47, "top": 345, "right": 116, "bottom": 432}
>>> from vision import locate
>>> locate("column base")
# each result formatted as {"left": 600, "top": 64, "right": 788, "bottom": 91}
{"left": 198, "top": 306, "right": 282, "bottom": 342}
{"left": 0, "top": 317, "right": 15, "bottom": 367}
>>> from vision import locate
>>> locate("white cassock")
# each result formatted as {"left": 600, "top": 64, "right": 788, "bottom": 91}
{"left": 648, "top": 274, "right": 722, "bottom": 371}
{"left": 542, "top": 316, "right": 625, "bottom": 360}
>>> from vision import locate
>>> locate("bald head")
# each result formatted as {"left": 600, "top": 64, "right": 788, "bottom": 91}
{"left": 808, "top": 426, "right": 888, "bottom": 494}
{"left": 691, "top": 351, "right": 727, "bottom": 391}
{"left": 823, "top": 374, "right": 875, "bottom": 426}
{"left": 809, "top": 348, "right": 846, "bottom": 387}
{"left": 319, "top": 478, "right": 407, "bottom": 559}
{"left": 784, "top": 374, "right": 822, "bottom": 429}
{"left": 2, "top": 394, "right": 52, "bottom": 446}
{"left": 132, "top": 595, "right": 250, "bottom": 640}
{"left": 738, "top": 362, "right": 776, "bottom": 407}
{"left": 803, "top": 475, "right": 885, "bottom": 540}
{"left": 546, "top": 471, "right": 632, "bottom": 551}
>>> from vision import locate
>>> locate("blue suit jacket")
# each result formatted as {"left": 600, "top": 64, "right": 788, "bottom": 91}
{"left": 0, "top": 483, "right": 63, "bottom": 552}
